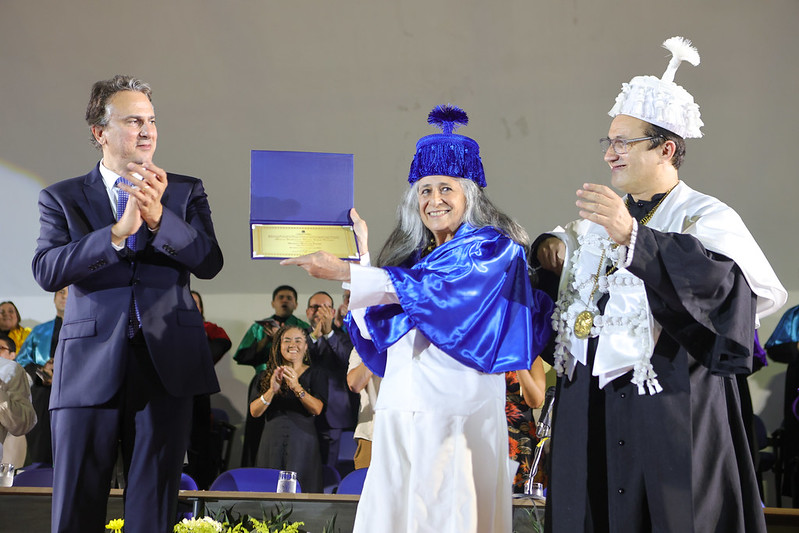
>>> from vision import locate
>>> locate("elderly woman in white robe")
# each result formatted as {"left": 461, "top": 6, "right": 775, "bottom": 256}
{"left": 284, "top": 105, "right": 552, "bottom": 533}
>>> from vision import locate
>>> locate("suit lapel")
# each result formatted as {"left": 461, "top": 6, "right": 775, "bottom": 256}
{"left": 81, "top": 165, "right": 116, "bottom": 230}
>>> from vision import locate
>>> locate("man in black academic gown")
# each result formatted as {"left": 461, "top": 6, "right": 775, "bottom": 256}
{"left": 531, "top": 37, "right": 786, "bottom": 533}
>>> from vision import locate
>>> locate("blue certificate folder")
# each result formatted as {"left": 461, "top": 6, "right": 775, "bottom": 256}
{"left": 250, "top": 150, "right": 357, "bottom": 260}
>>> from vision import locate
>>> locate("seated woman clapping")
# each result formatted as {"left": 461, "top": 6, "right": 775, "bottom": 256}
{"left": 249, "top": 325, "right": 328, "bottom": 493}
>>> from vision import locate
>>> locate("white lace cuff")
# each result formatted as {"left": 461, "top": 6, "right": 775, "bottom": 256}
{"left": 620, "top": 218, "right": 638, "bottom": 268}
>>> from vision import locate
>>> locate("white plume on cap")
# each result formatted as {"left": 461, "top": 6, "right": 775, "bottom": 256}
{"left": 608, "top": 36, "right": 704, "bottom": 139}
{"left": 661, "top": 36, "right": 700, "bottom": 83}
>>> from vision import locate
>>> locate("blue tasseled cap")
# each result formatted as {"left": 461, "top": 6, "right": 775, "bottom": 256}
{"left": 408, "top": 105, "right": 486, "bottom": 187}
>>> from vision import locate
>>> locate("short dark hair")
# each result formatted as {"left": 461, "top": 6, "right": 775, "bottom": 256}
{"left": 0, "top": 333, "right": 16, "bottom": 353}
{"left": 85, "top": 75, "right": 152, "bottom": 149}
{"left": 644, "top": 123, "right": 686, "bottom": 170}
{"left": 272, "top": 285, "right": 298, "bottom": 302}
{"left": 307, "top": 291, "right": 334, "bottom": 307}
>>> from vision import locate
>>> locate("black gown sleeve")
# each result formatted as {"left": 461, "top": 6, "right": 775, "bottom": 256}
{"left": 627, "top": 224, "right": 757, "bottom": 375}
{"left": 766, "top": 341, "right": 799, "bottom": 365}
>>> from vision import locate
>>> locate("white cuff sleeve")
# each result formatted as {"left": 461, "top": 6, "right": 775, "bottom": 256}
{"left": 346, "top": 261, "right": 399, "bottom": 342}
{"left": 349, "top": 264, "right": 398, "bottom": 309}
{"left": 342, "top": 252, "right": 372, "bottom": 291}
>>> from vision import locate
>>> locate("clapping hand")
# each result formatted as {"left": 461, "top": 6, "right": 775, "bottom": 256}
{"left": 281, "top": 366, "right": 301, "bottom": 392}
{"left": 269, "top": 367, "right": 284, "bottom": 393}
{"left": 118, "top": 161, "right": 167, "bottom": 230}
{"left": 311, "top": 306, "right": 335, "bottom": 338}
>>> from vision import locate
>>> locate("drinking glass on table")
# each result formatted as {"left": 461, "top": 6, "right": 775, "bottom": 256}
{"left": 276, "top": 470, "right": 297, "bottom": 493}
{"left": 0, "top": 463, "right": 15, "bottom": 487}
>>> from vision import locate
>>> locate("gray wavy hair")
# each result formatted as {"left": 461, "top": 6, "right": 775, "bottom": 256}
{"left": 376, "top": 178, "right": 529, "bottom": 267}
{"left": 85, "top": 75, "right": 152, "bottom": 149}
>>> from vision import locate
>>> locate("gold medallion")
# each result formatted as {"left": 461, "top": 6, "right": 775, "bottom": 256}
{"left": 574, "top": 310, "right": 594, "bottom": 339}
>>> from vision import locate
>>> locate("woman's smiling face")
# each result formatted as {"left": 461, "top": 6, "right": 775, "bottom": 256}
{"left": 0, "top": 303, "right": 19, "bottom": 331}
{"left": 417, "top": 175, "right": 467, "bottom": 245}
{"left": 280, "top": 327, "right": 307, "bottom": 364}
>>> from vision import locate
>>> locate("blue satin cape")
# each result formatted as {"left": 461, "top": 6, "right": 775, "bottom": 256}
{"left": 15, "top": 318, "right": 56, "bottom": 367}
{"left": 766, "top": 305, "right": 799, "bottom": 348}
{"left": 345, "top": 224, "right": 553, "bottom": 377}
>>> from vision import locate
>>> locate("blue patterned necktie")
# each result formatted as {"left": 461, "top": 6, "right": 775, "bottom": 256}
{"left": 114, "top": 176, "right": 141, "bottom": 336}
{"left": 115, "top": 177, "right": 136, "bottom": 251}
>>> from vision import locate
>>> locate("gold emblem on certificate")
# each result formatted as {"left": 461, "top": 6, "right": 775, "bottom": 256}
{"left": 574, "top": 310, "right": 594, "bottom": 339}
{"left": 251, "top": 224, "right": 358, "bottom": 260}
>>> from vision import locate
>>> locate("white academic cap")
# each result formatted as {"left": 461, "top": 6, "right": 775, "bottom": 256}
{"left": 609, "top": 37, "right": 704, "bottom": 139}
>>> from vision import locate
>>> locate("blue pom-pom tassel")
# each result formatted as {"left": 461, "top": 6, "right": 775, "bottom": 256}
{"left": 428, "top": 105, "right": 468, "bottom": 135}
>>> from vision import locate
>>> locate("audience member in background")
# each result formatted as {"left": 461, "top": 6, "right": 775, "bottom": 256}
{"left": 249, "top": 325, "right": 328, "bottom": 493}
{"left": 16, "top": 287, "right": 68, "bottom": 465}
{"left": 765, "top": 305, "right": 799, "bottom": 507}
{"left": 306, "top": 291, "right": 357, "bottom": 470}
{"left": 0, "top": 302, "right": 31, "bottom": 354}
{"left": 506, "top": 357, "right": 547, "bottom": 492}
{"left": 234, "top": 285, "right": 310, "bottom": 466}
{"left": 347, "top": 348, "right": 381, "bottom": 470}
{"left": 0, "top": 302, "right": 32, "bottom": 467}
{"left": 192, "top": 291, "right": 231, "bottom": 364}
{"left": 0, "top": 334, "right": 37, "bottom": 464}
{"left": 186, "top": 290, "right": 232, "bottom": 488}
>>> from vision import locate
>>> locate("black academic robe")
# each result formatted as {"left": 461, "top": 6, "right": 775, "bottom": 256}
{"left": 542, "top": 209, "right": 765, "bottom": 533}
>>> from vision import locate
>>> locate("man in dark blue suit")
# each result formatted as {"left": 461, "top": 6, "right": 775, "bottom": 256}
{"left": 31, "top": 75, "right": 223, "bottom": 533}
{"left": 306, "top": 291, "right": 357, "bottom": 470}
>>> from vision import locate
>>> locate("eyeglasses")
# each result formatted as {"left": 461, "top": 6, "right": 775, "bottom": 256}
{"left": 599, "top": 136, "right": 660, "bottom": 155}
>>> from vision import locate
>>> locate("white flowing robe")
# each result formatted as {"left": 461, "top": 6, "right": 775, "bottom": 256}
{"left": 348, "top": 263, "right": 512, "bottom": 533}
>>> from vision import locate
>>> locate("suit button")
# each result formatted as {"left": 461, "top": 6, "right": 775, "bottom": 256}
{"left": 618, "top": 440, "right": 625, "bottom": 446}
{"left": 618, "top": 488, "right": 625, "bottom": 494}
{"left": 620, "top": 393, "right": 626, "bottom": 399}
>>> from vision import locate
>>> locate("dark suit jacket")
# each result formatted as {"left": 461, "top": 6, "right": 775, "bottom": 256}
{"left": 32, "top": 164, "right": 223, "bottom": 409}
{"left": 311, "top": 328, "right": 358, "bottom": 429}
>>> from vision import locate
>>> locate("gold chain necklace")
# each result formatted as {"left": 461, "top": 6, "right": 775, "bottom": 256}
{"left": 572, "top": 182, "right": 678, "bottom": 339}
{"left": 630, "top": 181, "right": 679, "bottom": 226}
